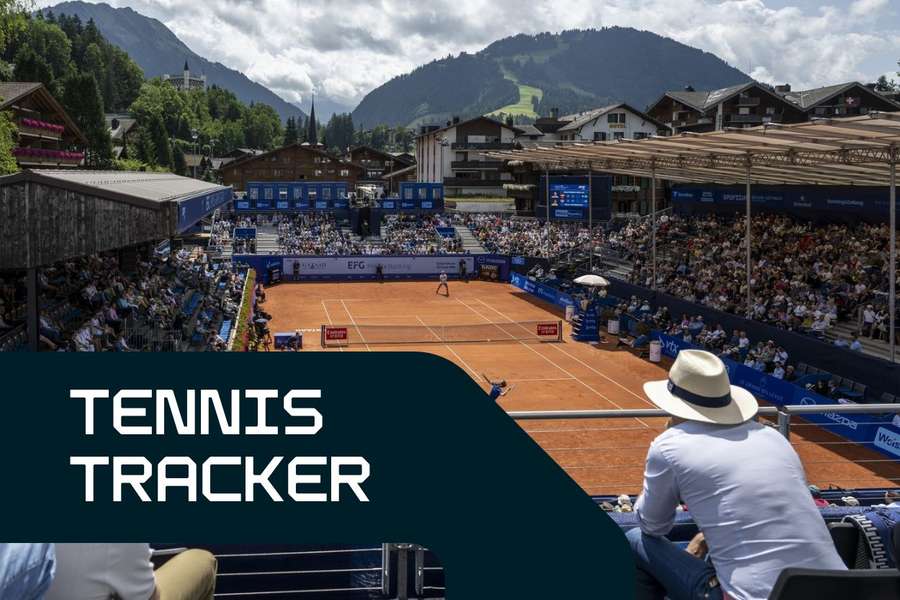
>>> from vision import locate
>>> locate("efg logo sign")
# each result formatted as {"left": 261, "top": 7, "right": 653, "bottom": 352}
{"left": 874, "top": 427, "right": 900, "bottom": 458}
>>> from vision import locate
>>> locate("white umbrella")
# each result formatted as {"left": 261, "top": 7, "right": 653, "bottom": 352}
{"left": 574, "top": 274, "right": 610, "bottom": 288}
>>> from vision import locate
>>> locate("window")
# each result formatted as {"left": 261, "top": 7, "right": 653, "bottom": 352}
{"left": 341, "top": 170, "right": 351, "bottom": 177}
{"left": 433, "top": 187, "right": 442, "bottom": 199}
{"left": 308, "top": 189, "right": 317, "bottom": 201}
{"left": 404, "top": 187, "right": 414, "bottom": 199}
{"left": 294, "top": 187, "right": 303, "bottom": 200}
{"left": 279, "top": 188, "right": 288, "bottom": 201}
{"left": 739, "top": 107, "right": 750, "bottom": 115}
{"left": 314, "top": 169, "right": 323, "bottom": 176}
{"left": 418, "top": 188, "right": 427, "bottom": 200}
{"left": 766, "top": 107, "right": 776, "bottom": 115}
{"left": 250, "top": 188, "right": 259, "bottom": 200}
{"left": 264, "top": 187, "right": 273, "bottom": 200}
{"left": 593, "top": 132, "right": 607, "bottom": 142}
{"left": 322, "top": 187, "right": 332, "bottom": 200}
{"left": 608, "top": 113, "right": 625, "bottom": 124}
{"left": 613, "top": 132, "right": 625, "bottom": 140}
{"left": 633, "top": 132, "right": 647, "bottom": 140}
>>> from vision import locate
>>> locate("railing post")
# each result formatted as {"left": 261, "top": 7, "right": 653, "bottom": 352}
{"left": 381, "top": 543, "right": 392, "bottom": 597}
{"left": 415, "top": 545, "right": 425, "bottom": 597}
{"left": 776, "top": 410, "right": 791, "bottom": 440}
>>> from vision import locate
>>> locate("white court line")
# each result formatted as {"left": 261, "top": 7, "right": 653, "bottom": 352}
{"left": 341, "top": 299, "right": 370, "bottom": 352}
{"left": 320, "top": 300, "right": 343, "bottom": 353}
{"left": 471, "top": 297, "right": 654, "bottom": 427}
{"left": 454, "top": 298, "right": 646, "bottom": 425}
{"left": 508, "top": 377, "right": 577, "bottom": 383}
{"left": 415, "top": 315, "right": 481, "bottom": 380}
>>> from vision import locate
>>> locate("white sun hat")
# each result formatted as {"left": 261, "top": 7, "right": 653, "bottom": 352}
{"left": 643, "top": 349, "right": 758, "bottom": 425}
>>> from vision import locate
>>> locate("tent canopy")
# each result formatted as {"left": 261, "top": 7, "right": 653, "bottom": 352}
{"left": 488, "top": 112, "right": 900, "bottom": 186}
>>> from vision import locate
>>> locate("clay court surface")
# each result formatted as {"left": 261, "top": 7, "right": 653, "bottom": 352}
{"left": 264, "top": 280, "right": 900, "bottom": 495}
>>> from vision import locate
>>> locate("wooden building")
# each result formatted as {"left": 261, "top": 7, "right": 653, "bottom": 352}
{"left": 347, "top": 145, "right": 414, "bottom": 186}
{"left": 778, "top": 81, "right": 900, "bottom": 118}
{"left": 647, "top": 82, "right": 807, "bottom": 134}
{"left": 0, "top": 82, "right": 87, "bottom": 168}
{"left": 220, "top": 143, "right": 365, "bottom": 191}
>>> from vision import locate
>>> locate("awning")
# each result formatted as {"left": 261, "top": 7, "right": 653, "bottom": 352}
{"left": 488, "top": 112, "right": 900, "bottom": 186}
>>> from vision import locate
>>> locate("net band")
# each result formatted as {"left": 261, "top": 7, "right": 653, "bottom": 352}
{"left": 320, "top": 320, "right": 563, "bottom": 347}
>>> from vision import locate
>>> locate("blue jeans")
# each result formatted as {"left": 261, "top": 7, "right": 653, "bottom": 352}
{"left": 626, "top": 528, "right": 723, "bottom": 600}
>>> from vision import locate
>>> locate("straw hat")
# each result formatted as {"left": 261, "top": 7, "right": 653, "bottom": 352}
{"left": 643, "top": 350, "right": 758, "bottom": 425}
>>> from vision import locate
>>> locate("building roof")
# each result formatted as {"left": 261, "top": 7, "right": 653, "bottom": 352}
{"left": 663, "top": 82, "right": 756, "bottom": 112}
{"left": 0, "top": 82, "right": 87, "bottom": 144}
{"left": 382, "top": 164, "right": 417, "bottom": 179}
{"left": 782, "top": 81, "right": 900, "bottom": 110}
{"left": 516, "top": 124, "right": 544, "bottom": 137}
{"left": 415, "top": 115, "right": 524, "bottom": 139}
{"left": 105, "top": 113, "right": 137, "bottom": 142}
{"left": 350, "top": 145, "right": 415, "bottom": 165}
{"left": 557, "top": 103, "right": 666, "bottom": 133}
{"left": 4, "top": 170, "right": 229, "bottom": 208}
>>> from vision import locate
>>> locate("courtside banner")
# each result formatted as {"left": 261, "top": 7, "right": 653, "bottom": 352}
{"left": 281, "top": 256, "right": 475, "bottom": 279}
{"left": 0, "top": 353, "right": 633, "bottom": 598}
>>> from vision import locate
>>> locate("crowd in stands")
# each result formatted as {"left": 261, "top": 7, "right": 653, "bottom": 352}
{"left": 0, "top": 247, "right": 246, "bottom": 352}
{"left": 614, "top": 295, "right": 795, "bottom": 381}
{"left": 380, "top": 214, "right": 462, "bottom": 255}
{"left": 622, "top": 213, "right": 895, "bottom": 341}
{"left": 276, "top": 213, "right": 355, "bottom": 255}
{"left": 457, "top": 213, "right": 602, "bottom": 258}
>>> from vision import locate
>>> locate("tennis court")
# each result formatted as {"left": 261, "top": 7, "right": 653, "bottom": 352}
{"left": 263, "top": 280, "right": 900, "bottom": 496}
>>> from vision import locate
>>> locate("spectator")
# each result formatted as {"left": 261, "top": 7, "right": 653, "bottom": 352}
{"left": 46, "top": 544, "right": 216, "bottom": 600}
{"left": 628, "top": 350, "right": 846, "bottom": 600}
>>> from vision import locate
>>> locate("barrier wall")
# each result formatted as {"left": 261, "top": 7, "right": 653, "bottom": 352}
{"left": 177, "top": 186, "right": 233, "bottom": 232}
{"left": 655, "top": 332, "right": 900, "bottom": 460}
{"left": 671, "top": 184, "right": 899, "bottom": 224}
{"left": 236, "top": 255, "right": 475, "bottom": 284}
{"left": 605, "top": 277, "right": 900, "bottom": 399}
{"left": 509, "top": 272, "right": 576, "bottom": 309}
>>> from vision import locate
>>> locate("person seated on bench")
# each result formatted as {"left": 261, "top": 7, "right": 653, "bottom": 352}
{"left": 627, "top": 350, "right": 846, "bottom": 600}
{"left": 46, "top": 543, "right": 216, "bottom": 600}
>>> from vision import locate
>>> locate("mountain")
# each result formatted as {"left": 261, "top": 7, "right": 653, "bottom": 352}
{"left": 43, "top": 1, "right": 306, "bottom": 122}
{"left": 352, "top": 27, "right": 753, "bottom": 128}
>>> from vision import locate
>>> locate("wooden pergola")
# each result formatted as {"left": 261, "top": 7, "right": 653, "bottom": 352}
{"left": 488, "top": 111, "right": 900, "bottom": 361}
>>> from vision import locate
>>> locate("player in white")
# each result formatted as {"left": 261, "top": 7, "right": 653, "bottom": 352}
{"left": 436, "top": 271, "right": 449, "bottom": 296}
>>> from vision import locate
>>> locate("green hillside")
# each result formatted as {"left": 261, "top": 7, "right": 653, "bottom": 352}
{"left": 353, "top": 27, "right": 751, "bottom": 128}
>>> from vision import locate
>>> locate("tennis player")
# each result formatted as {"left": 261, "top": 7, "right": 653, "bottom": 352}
{"left": 436, "top": 271, "right": 449, "bottom": 296}
{"left": 483, "top": 374, "right": 514, "bottom": 400}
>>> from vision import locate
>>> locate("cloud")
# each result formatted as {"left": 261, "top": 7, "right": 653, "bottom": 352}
{"left": 35, "top": 0, "right": 900, "bottom": 108}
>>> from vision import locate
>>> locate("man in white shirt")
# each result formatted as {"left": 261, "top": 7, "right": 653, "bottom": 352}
{"left": 627, "top": 350, "right": 846, "bottom": 600}
{"left": 46, "top": 543, "right": 216, "bottom": 600}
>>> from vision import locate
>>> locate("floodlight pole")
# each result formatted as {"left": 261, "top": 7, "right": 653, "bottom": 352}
{"left": 588, "top": 163, "right": 593, "bottom": 273}
{"left": 545, "top": 164, "right": 551, "bottom": 260}
{"left": 745, "top": 159, "right": 753, "bottom": 318}
{"left": 651, "top": 161, "right": 657, "bottom": 291}
{"left": 890, "top": 148, "right": 897, "bottom": 363}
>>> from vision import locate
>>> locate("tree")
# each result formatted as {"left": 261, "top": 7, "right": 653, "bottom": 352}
{"left": 242, "top": 102, "right": 282, "bottom": 149}
{"left": 60, "top": 71, "right": 112, "bottom": 167}
{"left": 147, "top": 112, "right": 172, "bottom": 167}
{"left": 0, "top": 109, "right": 17, "bottom": 174}
{"left": 173, "top": 143, "right": 187, "bottom": 175}
{"left": 284, "top": 116, "right": 298, "bottom": 145}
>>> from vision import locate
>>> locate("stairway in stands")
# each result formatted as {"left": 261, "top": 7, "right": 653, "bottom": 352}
{"left": 255, "top": 225, "right": 280, "bottom": 254}
{"left": 454, "top": 226, "right": 487, "bottom": 254}
{"left": 825, "top": 320, "right": 898, "bottom": 363}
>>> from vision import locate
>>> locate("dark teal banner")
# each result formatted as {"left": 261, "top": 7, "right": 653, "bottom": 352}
{"left": 0, "top": 352, "right": 633, "bottom": 597}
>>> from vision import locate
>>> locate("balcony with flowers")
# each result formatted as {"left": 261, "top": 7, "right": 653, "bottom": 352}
{"left": 17, "top": 118, "right": 65, "bottom": 140}
{"left": 12, "top": 146, "right": 84, "bottom": 166}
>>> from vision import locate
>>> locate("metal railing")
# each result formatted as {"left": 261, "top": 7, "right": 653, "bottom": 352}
{"left": 510, "top": 404, "right": 900, "bottom": 493}
{"left": 509, "top": 403, "right": 899, "bottom": 439}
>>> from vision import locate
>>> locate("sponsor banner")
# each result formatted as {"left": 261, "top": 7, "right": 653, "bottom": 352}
{"left": 874, "top": 427, "right": 900, "bottom": 458}
{"left": 537, "top": 322, "right": 560, "bottom": 338}
{"left": 177, "top": 187, "right": 233, "bottom": 232}
{"left": 323, "top": 327, "right": 348, "bottom": 341}
{"left": 510, "top": 272, "right": 576, "bottom": 310}
{"left": 280, "top": 256, "right": 475, "bottom": 280}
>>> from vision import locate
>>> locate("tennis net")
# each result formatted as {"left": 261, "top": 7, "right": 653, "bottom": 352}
{"left": 320, "top": 320, "right": 563, "bottom": 347}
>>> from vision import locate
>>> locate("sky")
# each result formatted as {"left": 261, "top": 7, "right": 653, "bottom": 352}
{"left": 35, "top": 0, "right": 900, "bottom": 110}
